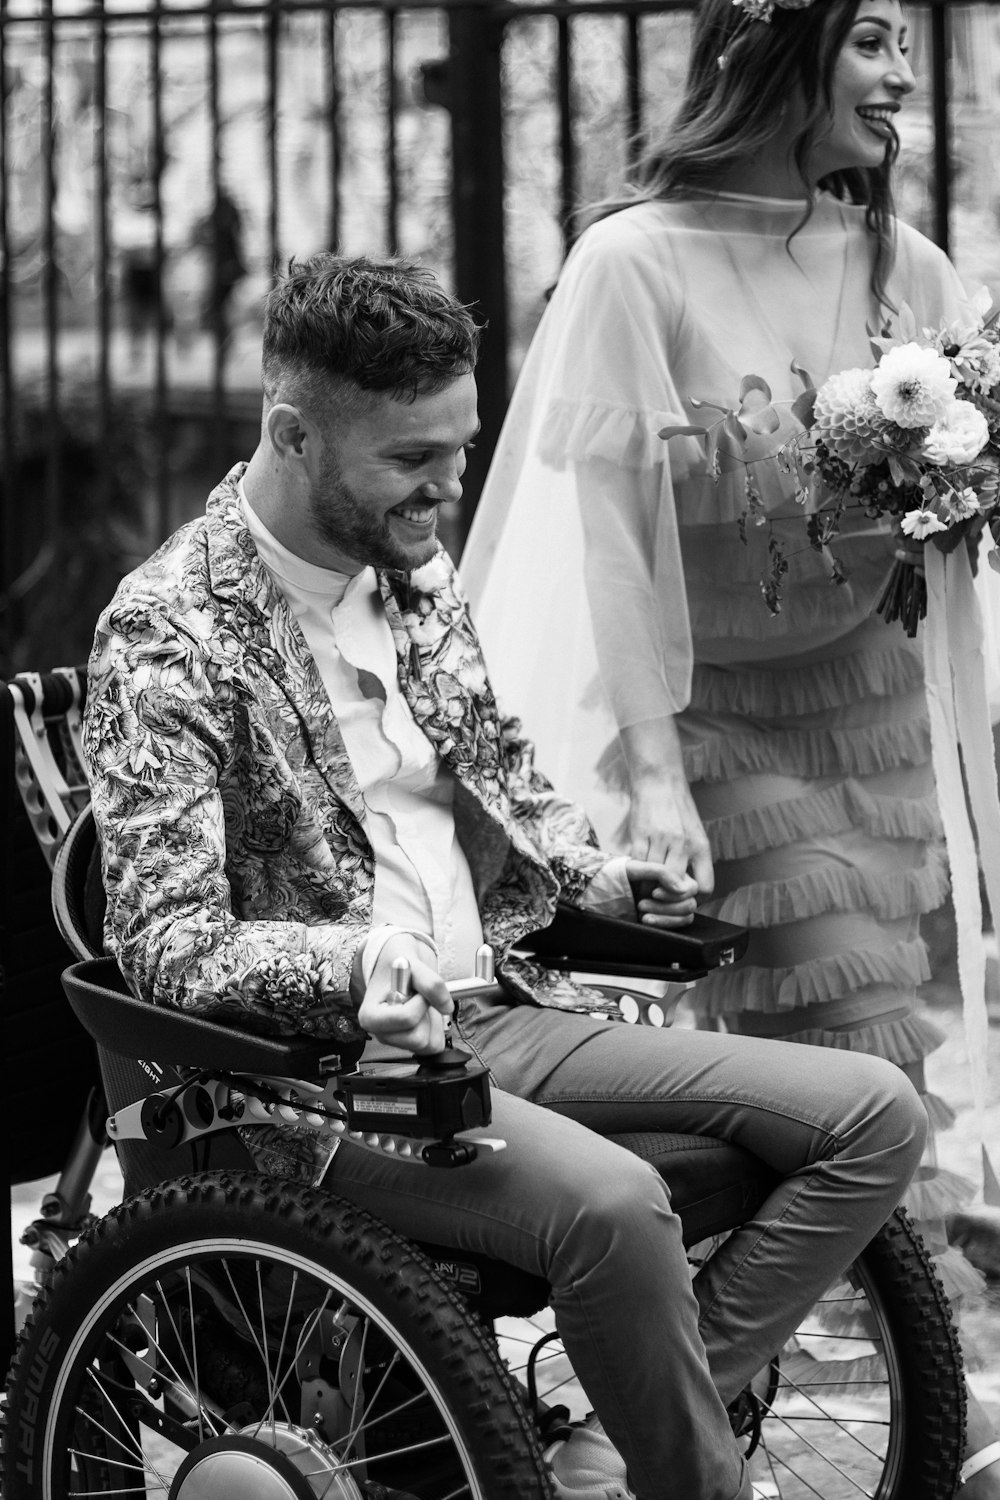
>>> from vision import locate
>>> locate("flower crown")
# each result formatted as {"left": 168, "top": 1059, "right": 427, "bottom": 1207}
{"left": 732, "top": 0, "right": 817, "bottom": 20}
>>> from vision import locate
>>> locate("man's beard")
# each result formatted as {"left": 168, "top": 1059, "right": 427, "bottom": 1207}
{"left": 308, "top": 451, "right": 438, "bottom": 574}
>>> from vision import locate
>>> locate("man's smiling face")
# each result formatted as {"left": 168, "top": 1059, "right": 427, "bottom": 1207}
{"left": 304, "top": 371, "right": 480, "bottom": 574}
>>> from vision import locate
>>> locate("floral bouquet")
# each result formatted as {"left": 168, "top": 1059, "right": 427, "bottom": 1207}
{"left": 662, "top": 291, "right": 1000, "bottom": 635}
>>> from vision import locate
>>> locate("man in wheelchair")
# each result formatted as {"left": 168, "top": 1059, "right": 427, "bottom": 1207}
{"left": 83, "top": 254, "right": 928, "bottom": 1500}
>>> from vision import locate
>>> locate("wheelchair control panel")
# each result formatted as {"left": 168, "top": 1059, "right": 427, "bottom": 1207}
{"left": 105, "top": 946, "right": 507, "bottom": 1171}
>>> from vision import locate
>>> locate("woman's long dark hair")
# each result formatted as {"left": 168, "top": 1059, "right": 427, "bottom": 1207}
{"left": 584, "top": 0, "right": 899, "bottom": 306}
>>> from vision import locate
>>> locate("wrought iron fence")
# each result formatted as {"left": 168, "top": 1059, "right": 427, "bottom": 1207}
{"left": 0, "top": 0, "right": 991, "bottom": 670}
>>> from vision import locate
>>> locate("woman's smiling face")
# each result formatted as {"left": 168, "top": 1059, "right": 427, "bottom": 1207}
{"left": 809, "top": 0, "right": 915, "bottom": 179}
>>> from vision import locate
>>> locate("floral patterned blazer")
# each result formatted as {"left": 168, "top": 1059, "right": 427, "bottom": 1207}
{"left": 85, "top": 465, "right": 613, "bottom": 1050}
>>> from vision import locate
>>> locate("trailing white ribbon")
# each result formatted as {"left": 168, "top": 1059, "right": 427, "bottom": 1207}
{"left": 923, "top": 544, "right": 1000, "bottom": 1205}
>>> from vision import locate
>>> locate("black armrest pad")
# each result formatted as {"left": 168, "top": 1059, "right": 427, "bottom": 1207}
{"left": 62, "top": 957, "right": 363, "bottom": 1075}
{"left": 518, "top": 902, "right": 748, "bottom": 977}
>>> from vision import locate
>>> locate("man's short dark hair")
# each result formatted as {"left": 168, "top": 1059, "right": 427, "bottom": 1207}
{"left": 261, "top": 254, "right": 482, "bottom": 415}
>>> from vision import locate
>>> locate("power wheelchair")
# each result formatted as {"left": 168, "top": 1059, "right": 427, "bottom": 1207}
{"left": 2, "top": 669, "right": 968, "bottom": 1500}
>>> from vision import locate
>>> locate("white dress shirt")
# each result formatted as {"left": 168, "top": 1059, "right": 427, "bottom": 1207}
{"left": 242, "top": 490, "right": 484, "bottom": 981}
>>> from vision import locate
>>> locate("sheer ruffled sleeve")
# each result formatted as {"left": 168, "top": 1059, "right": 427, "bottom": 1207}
{"left": 534, "top": 211, "right": 703, "bottom": 486}
{"left": 533, "top": 216, "right": 698, "bottom": 726}
{"left": 576, "top": 455, "right": 691, "bottom": 729}
{"left": 463, "top": 208, "right": 695, "bottom": 808}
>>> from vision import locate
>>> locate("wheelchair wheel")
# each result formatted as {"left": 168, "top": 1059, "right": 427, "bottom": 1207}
{"left": 499, "top": 1207, "right": 965, "bottom": 1500}
{"left": 743, "top": 1208, "right": 965, "bottom": 1499}
{"left": 2, "top": 1171, "right": 552, "bottom": 1500}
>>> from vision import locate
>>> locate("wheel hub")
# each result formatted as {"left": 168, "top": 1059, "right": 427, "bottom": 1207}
{"left": 169, "top": 1424, "right": 362, "bottom": 1499}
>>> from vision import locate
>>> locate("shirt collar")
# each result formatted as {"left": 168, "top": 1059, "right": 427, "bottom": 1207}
{"left": 239, "top": 480, "right": 377, "bottom": 607}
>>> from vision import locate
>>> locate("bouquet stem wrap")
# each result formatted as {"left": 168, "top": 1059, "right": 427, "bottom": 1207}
{"left": 923, "top": 544, "right": 1000, "bottom": 1204}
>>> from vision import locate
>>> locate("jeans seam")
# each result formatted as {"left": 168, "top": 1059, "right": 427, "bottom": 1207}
{"left": 697, "top": 1173, "right": 812, "bottom": 1328}
{"left": 535, "top": 1089, "right": 842, "bottom": 1145}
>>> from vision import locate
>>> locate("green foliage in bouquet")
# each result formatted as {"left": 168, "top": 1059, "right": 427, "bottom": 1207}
{"left": 660, "top": 291, "right": 1000, "bottom": 636}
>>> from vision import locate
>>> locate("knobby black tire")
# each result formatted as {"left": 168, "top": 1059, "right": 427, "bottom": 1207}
{"left": 852, "top": 1207, "right": 966, "bottom": 1500}
{"left": 2, "top": 1171, "right": 553, "bottom": 1500}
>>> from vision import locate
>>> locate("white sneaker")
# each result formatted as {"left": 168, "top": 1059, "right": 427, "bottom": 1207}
{"left": 543, "top": 1413, "right": 636, "bottom": 1500}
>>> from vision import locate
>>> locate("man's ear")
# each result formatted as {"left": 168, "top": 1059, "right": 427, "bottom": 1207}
{"left": 266, "top": 403, "right": 310, "bottom": 465}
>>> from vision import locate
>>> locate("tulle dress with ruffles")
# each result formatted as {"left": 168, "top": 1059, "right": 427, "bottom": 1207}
{"left": 461, "top": 190, "right": 982, "bottom": 1300}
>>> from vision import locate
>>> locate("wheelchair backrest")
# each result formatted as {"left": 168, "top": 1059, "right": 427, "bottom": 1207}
{"left": 3, "top": 668, "right": 252, "bottom": 1196}
{"left": 2, "top": 669, "right": 101, "bottom": 1184}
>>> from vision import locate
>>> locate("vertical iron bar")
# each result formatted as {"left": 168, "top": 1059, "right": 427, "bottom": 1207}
{"left": 448, "top": 0, "right": 507, "bottom": 544}
{"left": 0, "top": 0, "right": 12, "bottom": 668}
{"left": 625, "top": 9, "right": 642, "bottom": 167}
{"left": 42, "top": 0, "right": 59, "bottom": 591}
{"left": 266, "top": 0, "right": 280, "bottom": 274}
{"left": 151, "top": 3, "right": 170, "bottom": 542}
{"left": 95, "top": 0, "right": 111, "bottom": 513}
{"left": 385, "top": 7, "right": 399, "bottom": 251}
{"left": 929, "top": 0, "right": 950, "bottom": 255}
{"left": 207, "top": 0, "right": 226, "bottom": 476}
{"left": 326, "top": 6, "right": 342, "bottom": 250}
{"left": 557, "top": 11, "right": 575, "bottom": 248}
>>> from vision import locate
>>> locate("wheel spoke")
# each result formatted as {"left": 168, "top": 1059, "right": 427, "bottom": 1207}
{"left": 253, "top": 1256, "right": 283, "bottom": 1433}
{"left": 766, "top": 1372, "right": 890, "bottom": 1463}
{"left": 340, "top": 1360, "right": 437, "bottom": 1450}
{"left": 81, "top": 1366, "right": 166, "bottom": 1482}
{"left": 105, "top": 1290, "right": 215, "bottom": 1437}
{"left": 322, "top": 1427, "right": 460, "bottom": 1472}
{"left": 256, "top": 1266, "right": 300, "bottom": 1434}
{"left": 185, "top": 1265, "right": 206, "bottom": 1443}
{"left": 143, "top": 1281, "right": 213, "bottom": 1425}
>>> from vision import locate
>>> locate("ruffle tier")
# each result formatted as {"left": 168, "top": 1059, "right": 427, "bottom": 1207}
{"left": 922, "top": 1090, "right": 957, "bottom": 1131}
{"left": 682, "top": 571, "right": 895, "bottom": 646}
{"left": 701, "top": 841, "right": 948, "bottom": 931}
{"left": 695, "top": 937, "right": 933, "bottom": 1017}
{"left": 710, "top": 1006, "right": 945, "bottom": 1070}
{"left": 703, "top": 777, "right": 942, "bottom": 863}
{"left": 690, "top": 644, "right": 923, "bottom": 720}
{"left": 905, "top": 1164, "right": 976, "bottom": 1222}
{"left": 683, "top": 717, "right": 931, "bottom": 787}
{"left": 933, "top": 1244, "right": 988, "bottom": 1308}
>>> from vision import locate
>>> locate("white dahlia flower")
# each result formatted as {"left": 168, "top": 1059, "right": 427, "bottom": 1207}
{"left": 870, "top": 343, "right": 957, "bottom": 428}
{"left": 923, "top": 400, "right": 990, "bottom": 466}
{"left": 813, "top": 367, "right": 882, "bottom": 461}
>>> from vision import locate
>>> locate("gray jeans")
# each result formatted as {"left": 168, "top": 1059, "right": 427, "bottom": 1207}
{"left": 327, "top": 994, "right": 927, "bottom": 1500}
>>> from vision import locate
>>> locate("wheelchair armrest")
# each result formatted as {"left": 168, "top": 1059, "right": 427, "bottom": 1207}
{"left": 517, "top": 902, "right": 748, "bottom": 980}
{"left": 62, "top": 956, "right": 363, "bottom": 1075}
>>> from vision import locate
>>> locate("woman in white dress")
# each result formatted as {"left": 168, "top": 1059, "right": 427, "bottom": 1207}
{"left": 462, "top": 0, "right": 1000, "bottom": 1491}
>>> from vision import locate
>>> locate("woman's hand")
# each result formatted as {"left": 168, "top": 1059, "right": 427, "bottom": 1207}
{"left": 358, "top": 934, "right": 453, "bottom": 1056}
{"left": 619, "top": 715, "right": 715, "bottom": 902}
{"left": 625, "top": 856, "right": 700, "bottom": 927}
{"left": 627, "top": 769, "right": 714, "bottom": 899}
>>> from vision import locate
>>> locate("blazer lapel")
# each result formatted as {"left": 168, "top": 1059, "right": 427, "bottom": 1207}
{"left": 379, "top": 560, "right": 549, "bottom": 872}
{"left": 204, "top": 469, "right": 367, "bottom": 828}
